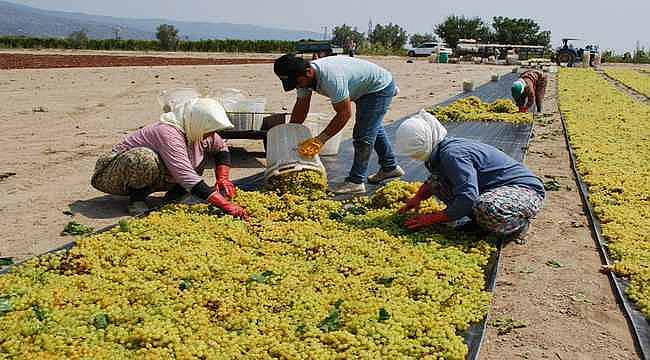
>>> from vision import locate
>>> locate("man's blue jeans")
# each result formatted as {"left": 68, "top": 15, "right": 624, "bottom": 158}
{"left": 346, "top": 81, "right": 398, "bottom": 184}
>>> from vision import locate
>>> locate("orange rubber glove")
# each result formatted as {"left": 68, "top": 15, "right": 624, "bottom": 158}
{"left": 404, "top": 212, "right": 450, "bottom": 230}
{"left": 207, "top": 191, "right": 249, "bottom": 220}
{"left": 215, "top": 165, "right": 236, "bottom": 199}
{"left": 298, "top": 137, "right": 324, "bottom": 157}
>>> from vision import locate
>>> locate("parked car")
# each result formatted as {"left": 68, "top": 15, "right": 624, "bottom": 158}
{"left": 295, "top": 41, "right": 344, "bottom": 58}
{"left": 407, "top": 42, "right": 447, "bottom": 57}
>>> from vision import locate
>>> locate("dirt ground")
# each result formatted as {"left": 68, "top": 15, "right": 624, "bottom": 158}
{"left": 0, "top": 53, "right": 639, "bottom": 358}
{"left": 0, "top": 53, "right": 275, "bottom": 69}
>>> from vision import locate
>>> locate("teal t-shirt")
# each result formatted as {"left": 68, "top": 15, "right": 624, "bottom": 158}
{"left": 296, "top": 56, "right": 392, "bottom": 104}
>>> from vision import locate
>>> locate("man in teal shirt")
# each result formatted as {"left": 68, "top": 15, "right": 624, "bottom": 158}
{"left": 273, "top": 53, "right": 404, "bottom": 194}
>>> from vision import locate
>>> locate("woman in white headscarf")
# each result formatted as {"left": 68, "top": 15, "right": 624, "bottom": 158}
{"left": 91, "top": 98, "right": 248, "bottom": 218}
{"left": 394, "top": 110, "right": 545, "bottom": 242}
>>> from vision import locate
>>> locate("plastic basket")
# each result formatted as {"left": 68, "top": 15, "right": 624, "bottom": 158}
{"left": 223, "top": 97, "right": 266, "bottom": 131}
{"left": 225, "top": 111, "right": 269, "bottom": 131}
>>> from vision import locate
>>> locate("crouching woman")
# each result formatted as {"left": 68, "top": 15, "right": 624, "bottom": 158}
{"left": 395, "top": 111, "right": 544, "bottom": 242}
{"left": 91, "top": 98, "right": 248, "bottom": 219}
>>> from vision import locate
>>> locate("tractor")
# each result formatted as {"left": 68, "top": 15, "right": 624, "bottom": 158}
{"left": 553, "top": 38, "right": 599, "bottom": 67}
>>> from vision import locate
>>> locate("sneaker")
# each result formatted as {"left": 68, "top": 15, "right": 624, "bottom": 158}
{"left": 367, "top": 166, "right": 405, "bottom": 184}
{"left": 330, "top": 181, "right": 366, "bottom": 194}
{"left": 127, "top": 201, "right": 149, "bottom": 216}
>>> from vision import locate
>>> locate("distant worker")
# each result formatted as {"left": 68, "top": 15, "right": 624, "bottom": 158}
{"left": 91, "top": 98, "right": 249, "bottom": 219}
{"left": 394, "top": 111, "right": 545, "bottom": 243}
{"left": 273, "top": 53, "right": 404, "bottom": 194}
{"left": 344, "top": 37, "right": 357, "bottom": 57}
{"left": 511, "top": 69, "right": 547, "bottom": 113}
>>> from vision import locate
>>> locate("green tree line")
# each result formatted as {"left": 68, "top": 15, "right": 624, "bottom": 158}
{"left": 3, "top": 18, "right": 644, "bottom": 63}
{"left": 330, "top": 16, "right": 551, "bottom": 56}
{"left": 0, "top": 35, "right": 296, "bottom": 53}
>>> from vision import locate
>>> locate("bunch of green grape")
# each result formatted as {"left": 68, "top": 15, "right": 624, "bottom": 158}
{"left": 266, "top": 170, "right": 328, "bottom": 198}
{"left": 427, "top": 96, "right": 533, "bottom": 124}
{"left": 368, "top": 180, "right": 446, "bottom": 213}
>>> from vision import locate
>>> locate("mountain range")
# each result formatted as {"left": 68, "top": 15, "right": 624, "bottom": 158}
{"left": 0, "top": 1, "right": 323, "bottom": 41}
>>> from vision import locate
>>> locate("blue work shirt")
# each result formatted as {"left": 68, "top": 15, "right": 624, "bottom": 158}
{"left": 425, "top": 137, "right": 545, "bottom": 220}
{"left": 296, "top": 56, "right": 392, "bottom": 104}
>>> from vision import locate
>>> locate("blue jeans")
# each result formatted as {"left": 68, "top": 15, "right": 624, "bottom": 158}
{"left": 346, "top": 81, "right": 398, "bottom": 184}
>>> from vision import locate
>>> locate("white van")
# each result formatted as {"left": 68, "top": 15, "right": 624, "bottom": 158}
{"left": 407, "top": 42, "right": 447, "bottom": 57}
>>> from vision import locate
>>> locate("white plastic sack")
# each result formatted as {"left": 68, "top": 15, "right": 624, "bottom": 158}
{"left": 158, "top": 88, "right": 200, "bottom": 113}
{"left": 394, "top": 110, "right": 447, "bottom": 161}
{"left": 218, "top": 88, "right": 247, "bottom": 112}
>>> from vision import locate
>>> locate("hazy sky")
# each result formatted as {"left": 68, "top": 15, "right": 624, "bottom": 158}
{"left": 12, "top": 0, "right": 650, "bottom": 52}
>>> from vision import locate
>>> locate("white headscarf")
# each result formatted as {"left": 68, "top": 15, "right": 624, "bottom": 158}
{"left": 160, "top": 98, "right": 234, "bottom": 144}
{"left": 394, "top": 109, "right": 448, "bottom": 161}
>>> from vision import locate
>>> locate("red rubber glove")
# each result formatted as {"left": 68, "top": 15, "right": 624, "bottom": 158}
{"left": 207, "top": 191, "right": 249, "bottom": 220}
{"left": 215, "top": 165, "right": 236, "bottom": 199}
{"left": 404, "top": 212, "right": 450, "bottom": 230}
{"left": 398, "top": 183, "right": 433, "bottom": 214}
{"left": 518, "top": 106, "right": 528, "bottom": 113}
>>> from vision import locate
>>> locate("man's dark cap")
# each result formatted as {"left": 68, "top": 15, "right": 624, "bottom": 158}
{"left": 274, "top": 53, "right": 309, "bottom": 91}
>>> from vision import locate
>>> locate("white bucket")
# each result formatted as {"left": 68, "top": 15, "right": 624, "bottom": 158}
{"left": 462, "top": 80, "right": 475, "bottom": 92}
{"left": 303, "top": 113, "right": 343, "bottom": 156}
{"left": 265, "top": 123, "right": 326, "bottom": 182}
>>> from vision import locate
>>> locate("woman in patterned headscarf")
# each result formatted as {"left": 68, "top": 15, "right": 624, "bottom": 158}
{"left": 394, "top": 110, "right": 545, "bottom": 243}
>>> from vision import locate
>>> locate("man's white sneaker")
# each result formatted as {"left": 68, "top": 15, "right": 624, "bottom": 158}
{"left": 330, "top": 181, "right": 366, "bottom": 194}
{"left": 368, "top": 166, "right": 405, "bottom": 184}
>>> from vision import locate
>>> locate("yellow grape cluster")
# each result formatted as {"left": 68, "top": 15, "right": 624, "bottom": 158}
{"left": 0, "top": 180, "right": 494, "bottom": 359}
{"left": 368, "top": 180, "right": 446, "bottom": 214}
{"left": 603, "top": 68, "right": 650, "bottom": 98}
{"left": 558, "top": 68, "right": 650, "bottom": 319}
{"left": 266, "top": 170, "right": 328, "bottom": 198}
{"left": 427, "top": 96, "right": 533, "bottom": 124}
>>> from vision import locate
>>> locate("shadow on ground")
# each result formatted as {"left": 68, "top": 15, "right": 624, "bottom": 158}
{"left": 230, "top": 147, "right": 266, "bottom": 168}
{"left": 68, "top": 195, "right": 129, "bottom": 219}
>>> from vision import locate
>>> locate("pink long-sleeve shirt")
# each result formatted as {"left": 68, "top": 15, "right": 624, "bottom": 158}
{"left": 113, "top": 122, "right": 228, "bottom": 190}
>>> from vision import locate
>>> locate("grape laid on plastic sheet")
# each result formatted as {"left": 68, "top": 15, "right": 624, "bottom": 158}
{"left": 427, "top": 96, "right": 533, "bottom": 124}
{"left": 0, "top": 176, "right": 494, "bottom": 359}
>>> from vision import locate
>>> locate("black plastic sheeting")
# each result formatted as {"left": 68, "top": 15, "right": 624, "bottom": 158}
{"left": 1, "top": 72, "right": 533, "bottom": 360}
{"left": 559, "top": 113, "right": 650, "bottom": 360}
